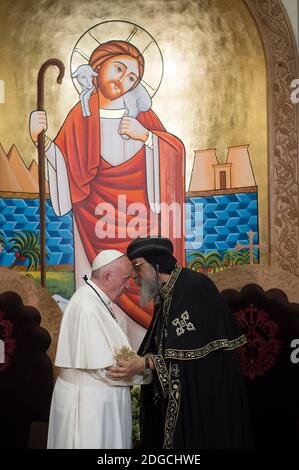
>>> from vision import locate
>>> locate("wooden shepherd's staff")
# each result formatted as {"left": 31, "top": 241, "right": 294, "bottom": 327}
{"left": 37, "top": 59, "right": 65, "bottom": 287}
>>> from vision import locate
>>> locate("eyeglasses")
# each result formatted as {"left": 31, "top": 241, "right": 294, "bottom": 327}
{"left": 133, "top": 261, "right": 148, "bottom": 272}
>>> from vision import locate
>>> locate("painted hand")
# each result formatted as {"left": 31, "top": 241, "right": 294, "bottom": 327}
{"left": 30, "top": 110, "right": 48, "bottom": 142}
{"left": 119, "top": 116, "right": 149, "bottom": 142}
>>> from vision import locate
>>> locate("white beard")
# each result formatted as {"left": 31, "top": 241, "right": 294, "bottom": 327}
{"left": 139, "top": 275, "right": 161, "bottom": 307}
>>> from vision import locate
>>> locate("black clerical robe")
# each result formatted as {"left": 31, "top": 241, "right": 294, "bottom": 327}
{"left": 138, "top": 267, "right": 252, "bottom": 449}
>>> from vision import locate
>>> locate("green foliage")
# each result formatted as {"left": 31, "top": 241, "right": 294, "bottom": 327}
{"left": 189, "top": 248, "right": 259, "bottom": 274}
{"left": 0, "top": 230, "right": 5, "bottom": 246}
{"left": 0, "top": 230, "right": 5, "bottom": 255}
{"left": 189, "top": 250, "right": 222, "bottom": 273}
{"left": 28, "top": 271, "right": 75, "bottom": 299}
{"left": 7, "top": 230, "right": 41, "bottom": 271}
{"left": 222, "top": 249, "right": 235, "bottom": 267}
{"left": 223, "top": 248, "right": 258, "bottom": 266}
{"left": 131, "top": 385, "right": 141, "bottom": 448}
{"left": 233, "top": 249, "right": 252, "bottom": 265}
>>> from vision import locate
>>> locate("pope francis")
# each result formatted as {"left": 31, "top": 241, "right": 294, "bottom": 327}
{"left": 47, "top": 249, "right": 150, "bottom": 449}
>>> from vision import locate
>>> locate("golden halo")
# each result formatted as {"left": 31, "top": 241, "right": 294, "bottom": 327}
{"left": 70, "top": 20, "right": 164, "bottom": 98}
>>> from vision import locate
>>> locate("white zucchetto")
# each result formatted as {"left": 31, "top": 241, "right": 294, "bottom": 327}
{"left": 91, "top": 250, "right": 125, "bottom": 270}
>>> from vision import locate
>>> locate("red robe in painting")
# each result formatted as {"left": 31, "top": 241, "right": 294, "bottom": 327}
{"left": 55, "top": 93, "right": 185, "bottom": 328}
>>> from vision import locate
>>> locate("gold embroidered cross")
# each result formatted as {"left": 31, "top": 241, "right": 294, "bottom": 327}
{"left": 172, "top": 310, "right": 196, "bottom": 336}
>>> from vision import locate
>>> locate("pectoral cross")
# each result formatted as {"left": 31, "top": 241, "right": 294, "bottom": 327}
{"left": 172, "top": 310, "right": 196, "bottom": 336}
{"left": 235, "top": 230, "right": 267, "bottom": 264}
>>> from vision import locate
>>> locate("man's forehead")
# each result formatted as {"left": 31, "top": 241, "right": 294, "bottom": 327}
{"left": 122, "top": 257, "right": 134, "bottom": 269}
{"left": 119, "top": 262, "right": 133, "bottom": 277}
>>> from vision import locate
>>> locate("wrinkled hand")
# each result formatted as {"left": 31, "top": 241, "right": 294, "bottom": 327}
{"left": 106, "top": 356, "right": 145, "bottom": 380}
{"left": 119, "top": 116, "right": 149, "bottom": 142}
{"left": 30, "top": 110, "right": 48, "bottom": 142}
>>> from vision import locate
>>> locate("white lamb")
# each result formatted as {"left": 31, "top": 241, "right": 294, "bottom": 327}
{"left": 72, "top": 64, "right": 98, "bottom": 117}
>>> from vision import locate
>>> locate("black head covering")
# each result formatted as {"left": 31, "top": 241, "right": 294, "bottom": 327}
{"left": 127, "top": 237, "right": 177, "bottom": 274}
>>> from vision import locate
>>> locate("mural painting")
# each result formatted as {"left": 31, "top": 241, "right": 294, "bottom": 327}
{"left": 0, "top": 0, "right": 268, "bottom": 345}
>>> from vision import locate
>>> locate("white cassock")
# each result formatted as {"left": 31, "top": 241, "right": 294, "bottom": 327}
{"left": 47, "top": 280, "right": 148, "bottom": 449}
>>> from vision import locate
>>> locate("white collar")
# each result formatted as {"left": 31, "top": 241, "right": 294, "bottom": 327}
{"left": 99, "top": 108, "right": 126, "bottom": 119}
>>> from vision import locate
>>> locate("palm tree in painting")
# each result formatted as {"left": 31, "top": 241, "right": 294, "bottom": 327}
{"left": 0, "top": 230, "right": 5, "bottom": 254}
{"left": 188, "top": 251, "right": 222, "bottom": 274}
{"left": 8, "top": 231, "right": 41, "bottom": 272}
{"left": 222, "top": 248, "right": 258, "bottom": 267}
{"left": 233, "top": 248, "right": 257, "bottom": 265}
{"left": 222, "top": 249, "right": 235, "bottom": 268}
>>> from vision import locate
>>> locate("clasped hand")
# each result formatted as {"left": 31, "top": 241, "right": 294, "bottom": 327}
{"left": 106, "top": 356, "right": 145, "bottom": 380}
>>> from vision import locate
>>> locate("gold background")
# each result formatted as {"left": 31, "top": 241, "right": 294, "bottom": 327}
{"left": 0, "top": 0, "right": 268, "bottom": 261}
